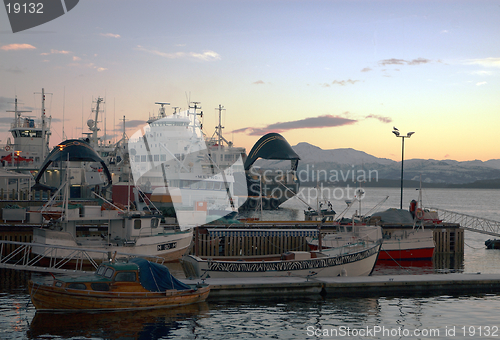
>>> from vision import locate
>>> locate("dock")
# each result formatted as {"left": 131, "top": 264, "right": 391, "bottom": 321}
{"left": 182, "top": 273, "right": 500, "bottom": 298}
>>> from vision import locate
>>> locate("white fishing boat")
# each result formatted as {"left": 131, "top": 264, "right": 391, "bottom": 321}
{"left": 181, "top": 225, "right": 382, "bottom": 278}
{"left": 307, "top": 209, "right": 435, "bottom": 261}
{"left": 1, "top": 89, "right": 51, "bottom": 169}
{"left": 31, "top": 146, "right": 192, "bottom": 264}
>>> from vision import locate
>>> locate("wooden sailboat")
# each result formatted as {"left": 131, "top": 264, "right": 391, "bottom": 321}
{"left": 28, "top": 257, "right": 209, "bottom": 312}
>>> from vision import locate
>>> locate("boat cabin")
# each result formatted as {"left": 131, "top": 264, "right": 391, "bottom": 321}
{"left": 53, "top": 261, "right": 148, "bottom": 293}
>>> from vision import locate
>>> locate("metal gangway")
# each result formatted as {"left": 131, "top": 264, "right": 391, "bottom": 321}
{"left": 428, "top": 207, "right": 500, "bottom": 237}
{"left": 0, "top": 241, "right": 165, "bottom": 274}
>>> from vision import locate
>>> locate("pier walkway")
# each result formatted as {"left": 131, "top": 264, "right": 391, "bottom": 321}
{"left": 183, "top": 273, "right": 500, "bottom": 299}
{"left": 428, "top": 207, "right": 500, "bottom": 237}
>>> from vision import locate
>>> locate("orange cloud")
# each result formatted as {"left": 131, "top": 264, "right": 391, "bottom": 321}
{"left": 1, "top": 44, "right": 36, "bottom": 51}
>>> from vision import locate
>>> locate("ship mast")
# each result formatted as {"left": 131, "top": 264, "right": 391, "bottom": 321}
{"left": 34, "top": 88, "right": 52, "bottom": 161}
{"left": 91, "top": 97, "right": 104, "bottom": 147}
{"left": 7, "top": 96, "right": 31, "bottom": 128}
{"left": 188, "top": 102, "right": 203, "bottom": 135}
{"left": 213, "top": 104, "right": 232, "bottom": 147}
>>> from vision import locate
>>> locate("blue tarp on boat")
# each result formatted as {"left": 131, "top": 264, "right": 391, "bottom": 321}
{"left": 129, "top": 258, "right": 191, "bottom": 292}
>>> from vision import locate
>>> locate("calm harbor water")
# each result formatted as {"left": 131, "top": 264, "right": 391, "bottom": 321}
{"left": 2, "top": 187, "right": 500, "bottom": 339}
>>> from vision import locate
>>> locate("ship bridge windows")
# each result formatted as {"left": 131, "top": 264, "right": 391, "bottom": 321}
{"left": 19, "top": 130, "right": 42, "bottom": 138}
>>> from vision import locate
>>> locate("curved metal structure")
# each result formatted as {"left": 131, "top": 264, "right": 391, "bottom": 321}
{"left": 34, "top": 139, "right": 112, "bottom": 186}
{"left": 243, "top": 133, "right": 300, "bottom": 171}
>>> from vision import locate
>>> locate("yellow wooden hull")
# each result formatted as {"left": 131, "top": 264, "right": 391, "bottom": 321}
{"left": 28, "top": 280, "right": 210, "bottom": 312}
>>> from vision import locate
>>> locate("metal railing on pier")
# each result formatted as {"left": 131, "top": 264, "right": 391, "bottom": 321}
{"left": 428, "top": 207, "right": 500, "bottom": 237}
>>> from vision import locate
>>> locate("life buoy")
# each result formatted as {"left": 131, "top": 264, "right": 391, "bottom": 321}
{"left": 415, "top": 208, "right": 424, "bottom": 220}
{"left": 4, "top": 145, "right": 10, "bottom": 151}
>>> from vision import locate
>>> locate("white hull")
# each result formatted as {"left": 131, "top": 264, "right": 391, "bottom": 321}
{"left": 32, "top": 228, "right": 192, "bottom": 262}
{"left": 182, "top": 241, "right": 381, "bottom": 279}
{"left": 381, "top": 228, "right": 435, "bottom": 251}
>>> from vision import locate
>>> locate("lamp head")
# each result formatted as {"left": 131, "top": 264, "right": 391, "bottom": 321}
{"left": 392, "top": 130, "right": 400, "bottom": 137}
{"left": 407, "top": 131, "right": 415, "bottom": 137}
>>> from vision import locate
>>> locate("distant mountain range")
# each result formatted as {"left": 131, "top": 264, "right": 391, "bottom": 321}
{"left": 255, "top": 142, "right": 500, "bottom": 188}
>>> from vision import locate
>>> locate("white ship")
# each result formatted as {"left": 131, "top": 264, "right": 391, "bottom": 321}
{"left": 1, "top": 89, "right": 51, "bottom": 169}
{"left": 127, "top": 102, "right": 247, "bottom": 230}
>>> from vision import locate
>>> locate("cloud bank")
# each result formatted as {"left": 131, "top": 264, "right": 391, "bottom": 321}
{"left": 378, "top": 58, "right": 432, "bottom": 66}
{"left": 1, "top": 44, "right": 36, "bottom": 51}
{"left": 135, "top": 45, "right": 221, "bottom": 61}
{"left": 233, "top": 115, "right": 357, "bottom": 136}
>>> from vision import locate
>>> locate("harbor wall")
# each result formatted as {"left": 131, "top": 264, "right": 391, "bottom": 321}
{"left": 190, "top": 222, "right": 465, "bottom": 258}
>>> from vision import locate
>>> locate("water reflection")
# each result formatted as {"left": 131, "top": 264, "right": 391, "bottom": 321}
{"left": 27, "top": 302, "right": 209, "bottom": 340}
{"left": 373, "top": 253, "right": 464, "bottom": 275}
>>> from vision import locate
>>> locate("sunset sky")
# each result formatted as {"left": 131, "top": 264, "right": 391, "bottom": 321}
{"left": 1, "top": 0, "right": 499, "bottom": 162}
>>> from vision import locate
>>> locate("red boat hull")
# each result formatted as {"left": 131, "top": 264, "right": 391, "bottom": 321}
{"left": 308, "top": 244, "right": 434, "bottom": 261}
{"left": 377, "top": 247, "right": 434, "bottom": 261}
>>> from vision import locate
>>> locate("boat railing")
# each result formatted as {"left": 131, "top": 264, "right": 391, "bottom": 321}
{"left": 0, "top": 240, "right": 166, "bottom": 274}
{"left": 11, "top": 119, "right": 44, "bottom": 130}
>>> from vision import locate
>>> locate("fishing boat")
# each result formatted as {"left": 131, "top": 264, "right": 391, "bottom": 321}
{"left": 307, "top": 209, "right": 435, "bottom": 261}
{"left": 181, "top": 225, "right": 382, "bottom": 278}
{"left": 28, "top": 257, "right": 209, "bottom": 312}
{"left": 32, "top": 206, "right": 193, "bottom": 263}
{"left": 31, "top": 142, "right": 193, "bottom": 263}
{"left": 1, "top": 89, "right": 51, "bottom": 169}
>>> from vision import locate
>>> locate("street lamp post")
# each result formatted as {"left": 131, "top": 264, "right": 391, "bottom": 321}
{"left": 392, "top": 128, "right": 415, "bottom": 209}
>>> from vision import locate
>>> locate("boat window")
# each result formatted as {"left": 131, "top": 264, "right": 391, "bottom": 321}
{"left": 114, "top": 272, "right": 136, "bottom": 282}
{"left": 214, "top": 182, "right": 222, "bottom": 190}
{"left": 206, "top": 182, "right": 214, "bottom": 190}
{"left": 55, "top": 281, "right": 63, "bottom": 287}
{"left": 91, "top": 282, "right": 110, "bottom": 291}
{"left": 135, "top": 155, "right": 140, "bottom": 163}
{"left": 96, "top": 266, "right": 106, "bottom": 276}
{"left": 104, "top": 268, "right": 115, "bottom": 278}
{"left": 68, "top": 283, "right": 87, "bottom": 290}
{"left": 160, "top": 154, "right": 166, "bottom": 161}
{"left": 154, "top": 154, "right": 159, "bottom": 161}
{"left": 134, "top": 220, "right": 142, "bottom": 230}
{"left": 151, "top": 218, "right": 159, "bottom": 228}
{"left": 141, "top": 155, "right": 146, "bottom": 162}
